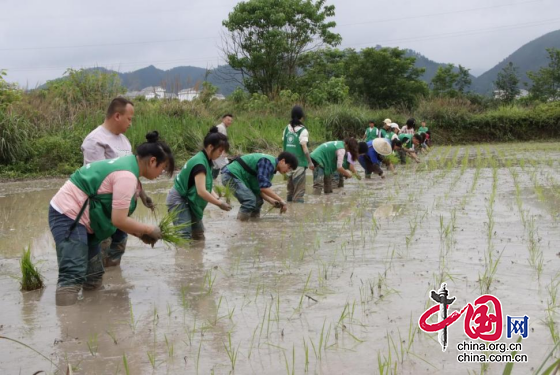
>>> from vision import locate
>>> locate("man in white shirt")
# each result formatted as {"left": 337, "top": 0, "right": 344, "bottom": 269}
{"left": 212, "top": 114, "right": 234, "bottom": 179}
{"left": 81, "top": 97, "right": 154, "bottom": 267}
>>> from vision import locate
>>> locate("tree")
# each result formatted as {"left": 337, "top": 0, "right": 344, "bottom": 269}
{"left": 527, "top": 48, "right": 560, "bottom": 101}
{"left": 222, "top": 0, "right": 341, "bottom": 97}
{"left": 456, "top": 65, "right": 472, "bottom": 94}
{"left": 494, "top": 62, "right": 520, "bottom": 103}
{"left": 431, "top": 64, "right": 471, "bottom": 96}
{"left": 343, "top": 47, "right": 428, "bottom": 108}
{"left": 0, "top": 70, "right": 22, "bottom": 109}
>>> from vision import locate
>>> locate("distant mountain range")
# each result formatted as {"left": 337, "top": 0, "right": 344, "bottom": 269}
{"left": 51, "top": 29, "right": 560, "bottom": 96}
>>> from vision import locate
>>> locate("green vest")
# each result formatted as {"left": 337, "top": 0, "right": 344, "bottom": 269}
{"left": 283, "top": 125, "right": 308, "bottom": 167}
{"left": 365, "top": 127, "right": 378, "bottom": 141}
{"left": 418, "top": 126, "right": 429, "bottom": 134}
{"left": 399, "top": 134, "right": 413, "bottom": 148}
{"left": 386, "top": 131, "right": 395, "bottom": 140}
{"left": 227, "top": 153, "right": 277, "bottom": 197}
{"left": 174, "top": 151, "right": 212, "bottom": 220}
{"left": 310, "top": 141, "right": 348, "bottom": 176}
{"left": 69, "top": 155, "right": 139, "bottom": 244}
{"left": 380, "top": 129, "right": 388, "bottom": 139}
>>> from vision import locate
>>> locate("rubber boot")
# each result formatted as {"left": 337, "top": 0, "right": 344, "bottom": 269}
{"left": 338, "top": 177, "right": 344, "bottom": 188}
{"left": 192, "top": 230, "right": 206, "bottom": 241}
{"left": 237, "top": 212, "right": 251, "bottom": 221}
{"left": 104, "top": 237, "right": 127, "bottom": 268}
{"left": 56, "top": 285, "right": 82, "bottom": 306}
{"left": 99, "top": 237, "right": 112, "bottom": 267}
{"left": 324, "top": 176, "right": 333, "bottom": 194}
{"left": 250, "top": 211, "right": 261, "bottom": 220}
{"left": 83, "top": 253, "right": 104, "bottom": 291}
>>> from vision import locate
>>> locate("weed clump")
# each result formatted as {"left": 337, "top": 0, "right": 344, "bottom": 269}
{"left": 20, "top": 247, "right": 44, "bottom": 291}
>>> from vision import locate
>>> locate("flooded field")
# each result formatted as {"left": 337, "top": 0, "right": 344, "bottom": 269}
{"left": 2, "top": 143, "right": 560, "bottom": 374}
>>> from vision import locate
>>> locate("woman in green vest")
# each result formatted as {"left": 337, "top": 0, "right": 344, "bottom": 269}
{"left": 310, "top": 138, "right": 363, "bottom": 195}
{"left": 48, "top": 131, "right": 175, "bottom": 306}
{"left": 221, "top": 152, "right": 298, "bottom": 221}
{"left": 283, "top": 106, "right": 313, "bottom": 203}
{"left": 166, "top": 127, "right": 232, "bottom": 240}
{"left": 395, "top": 133, "right": 421, "bottom": 163}
{"left": 363, "top": 120, "right": 378, "bottom": 141}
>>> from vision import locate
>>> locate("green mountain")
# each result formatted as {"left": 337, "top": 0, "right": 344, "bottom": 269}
{"left": 405, "top": 49, "right": 476, "bottom": 86}
{"left": 471, "top": 29, "right": 560, "bottom": 95}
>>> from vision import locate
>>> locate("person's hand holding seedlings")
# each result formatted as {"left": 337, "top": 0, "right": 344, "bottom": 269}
{"left": 218, "top": 201, "right": 232, "bottom": 211}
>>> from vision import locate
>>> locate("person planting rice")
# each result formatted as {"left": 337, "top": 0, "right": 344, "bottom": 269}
{"left": 282, "top": 106, "right": 313, "bottom": 203}
{"left": 363, "top": 120, "right": 378, "bottom": 141}
{"left": 166, "top": 127, "right": 232, "bottom": 240}
{"left": 49, "top": 131, "right": 174, "bottom": 306}
{"left": 389, "top": 123, "right": 400, "bottom": 140}
{"left": 358, "top": 138, "right": 395, "bottom": 179}
{"left": 81, "top": 97, "right": 155, "bottom": 267}
{"left": 310, "top": 138, "right": 363, "bottom": 195}
{"left": 221, "top": 152, "right": 298, "bottom": 221}
{"left": 379, "top": 118, "right": 392, "bottom": 139}
{"left": 395, "top": 133, "right": 422, "bottom": 164}
{"left": 212, "top": 114, "right": 234, "bottom": 180}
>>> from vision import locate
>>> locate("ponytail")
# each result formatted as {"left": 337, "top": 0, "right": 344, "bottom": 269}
{"left": 204, "top": 126, "right": 229, "bottom": 152}
{"left": 290, "top": 105, "right": 305, "bottom": 127}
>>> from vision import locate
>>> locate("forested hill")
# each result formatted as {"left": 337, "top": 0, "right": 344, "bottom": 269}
{"left": 471, "top": 29, "right": 560, "bottom": 95}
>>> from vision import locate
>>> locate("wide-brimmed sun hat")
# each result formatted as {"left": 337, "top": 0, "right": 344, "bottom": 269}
{"left": 383, "top": 118, "right": 392, "bottom": 125}
{"left": 390, "top": 123, "right": 399, "bottom": 129}
{"left": 373, "top": 138, "right": 392, "bottom": 156}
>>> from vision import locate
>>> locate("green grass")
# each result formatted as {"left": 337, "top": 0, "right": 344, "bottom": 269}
{"left": 19, "top": 246, "right": 44, "bottom": 291}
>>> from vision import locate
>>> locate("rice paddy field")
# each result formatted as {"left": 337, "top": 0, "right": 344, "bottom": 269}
{"left": 2, "top": 143, "right": 560, "bottom": 374}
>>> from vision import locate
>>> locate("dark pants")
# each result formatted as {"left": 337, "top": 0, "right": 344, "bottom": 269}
{"left": 312, "top": 166, "right": 333, "bottom": 194}
{"left": 166, "top": 200, "right": 205, "bottom": 240}
{"left": 359, "top": 155, "right": 383, "bottom": 178}
{"left": 222, "top": 173, "right": 263, "bottom": 215}
{"left": 100, "top": 229, "right": 128, "bottom": 266}
{"left": 48, "top": 206, "right": 104, "bottom": 288}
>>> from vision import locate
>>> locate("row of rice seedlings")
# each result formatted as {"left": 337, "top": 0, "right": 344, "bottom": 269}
{"left": 526, "top": 216, "right": 545, "bottom": 279}
{"left": 479, "top": 164, "right": 501, "bottom": 294}
{"left": 158, "top": 208, "right": 191, "bottom": 246}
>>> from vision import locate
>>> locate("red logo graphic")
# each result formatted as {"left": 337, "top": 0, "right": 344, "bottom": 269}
{"left": 418, "top": 283, "right": 503, "bottom": 351}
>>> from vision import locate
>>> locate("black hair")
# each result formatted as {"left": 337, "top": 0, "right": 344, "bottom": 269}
{"left": 368, "top": 120, "right": 375, "bottom": 124}
{"left": 106, "top": 97, "right": 133, "bottom": 119}
{"left": 406, "top": 118, "right": 416, "bottom": 129}
{"left": 222, "top": 113, "right": 233, "bottom": 119}
{"left": 136, "top": 131, "right": 175, "bottom": 178}
{"left": 420, "top": 133, "right": 427, "bottom": 143}
{"left": 358, "top": 142, "right": 369, "bottom": 155}
{"left": 205, "top": 126, "right": 230, "bottom": 152}
{"left": 344, "top": 137, "right": 359, "bottom": 162}
{"left": 278, "top": 151, "right": 298, "bottom": 170}
{"left": 392, "top": 139, "right": 403, "bottom": 149}
{"left": 413, "top": 134, "right": 423, "bottom": 143}
{"left": 290, "top": 105, "right": 305, "bottom": 126}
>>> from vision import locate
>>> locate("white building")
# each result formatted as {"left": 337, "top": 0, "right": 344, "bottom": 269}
{"left": 178, "top": 88, "right": 199, "bottom": 101}
{"left": 141, "top": 86, "right": 166, "bottom": 99}
{"left": 493, "top": 88, "right": 529, "bottom": 100}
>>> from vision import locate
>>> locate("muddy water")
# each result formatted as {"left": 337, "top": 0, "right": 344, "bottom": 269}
{"left": 2, "top": 144, "right": 560, "bottom": 374}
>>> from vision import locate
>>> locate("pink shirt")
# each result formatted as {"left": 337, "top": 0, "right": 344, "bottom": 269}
{"left": 50, "top": 171, "right": 141, "bottom": 233}
{"left": 81, "top": 125, "right": 132, "bottom": 165}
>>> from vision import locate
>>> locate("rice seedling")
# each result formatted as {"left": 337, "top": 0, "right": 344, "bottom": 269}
{"left": 19, "top": 246, "right": 44, "bottom": 291}
{"left": 203, "top": 268, "right": 217, "bottom": 295}
{"left": 214, "top": 183, "right": 236, "bottom": 204}
{"left": 147, "top": 351, "right": 156, "bottom": 370}
{"left": 129, "top": 301, "right": 138, "bottom": 333}
{"left": 158, "top": 208, "right": 191, "bottom": 246}
{"left": 122, "top": 353, "right": 130, "bottom": 375}
{"left": 86, "top": 333, "right": 98, "bottom": 356}
{"left": 283, "top": 344, "right": 296, "bottom": 375}
{"left": 105, "top": 329, "right": 118, "bottom": 345}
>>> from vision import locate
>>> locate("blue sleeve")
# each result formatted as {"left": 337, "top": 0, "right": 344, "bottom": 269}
{"left": 368, "top": 146, "right": 380, "bottom": 164}
{"left": 256, "top": 158, "right": 275, "bottom": 189}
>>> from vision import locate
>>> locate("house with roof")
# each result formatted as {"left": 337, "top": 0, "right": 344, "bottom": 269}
{"left": 178, "top": 88, "right": 199, "bottom": 101}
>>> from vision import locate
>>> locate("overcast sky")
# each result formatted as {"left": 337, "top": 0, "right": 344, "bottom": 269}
{"left": 2, "top": 0, "right": 560, "bottom": 88}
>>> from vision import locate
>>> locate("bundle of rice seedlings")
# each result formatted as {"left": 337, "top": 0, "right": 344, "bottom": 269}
{"left": 20, "top": 247, "right": 44, "bottom": 291}
{"left": 214, "top": 184, "right": 235, "bottom": 204}
{"left": 384, "top": 153, "right": 400, "bottom": 165}
{"left": 158, "top": 208, "right": 191, "bottom": 246}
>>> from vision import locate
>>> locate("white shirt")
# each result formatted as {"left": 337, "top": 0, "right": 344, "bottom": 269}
{"left": 213, "top": 122, "right": 229, "bottom": 169}
{"left": 81, "top": 125, "right": 132, "bottom": 165}
{"left": 282, "top": 124, "right": 309, "bottom": 144}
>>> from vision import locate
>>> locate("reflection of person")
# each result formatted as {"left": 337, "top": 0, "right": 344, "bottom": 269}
{"left": 81, "top": 98, "right": 155, "bottom": 267}
{"left": 167, "top": 127, "right": 232, "bottom": 241}
{"left": 212, "top": 114, "right": 234, "bottom": 180}
{"left": 358, "top": 138, "right": 395, "bottom": 179}
{"left": 221, "top": 152, "right": 297, "bottom": 221}
{"left": 310, "top": 139, "right": 363, "bottom": 195}
{"left": 282, "top": 106, "right": 313, "bottom": 203}
{"left": 49, "top": 132, "right": 175, "bottom": 306}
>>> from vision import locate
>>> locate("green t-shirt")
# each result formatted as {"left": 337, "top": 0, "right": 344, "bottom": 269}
{"left": 310, "top": 141, "right": 348, "bottom": 176}
{"left": 398, "top": 134, "right": 413, "bottom": 149}
{"left": 418, "top": 126, "right": 429, "bottom": 134}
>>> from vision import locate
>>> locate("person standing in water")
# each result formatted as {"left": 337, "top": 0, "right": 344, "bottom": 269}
{"left": 282, "top": 106, "right": 313, "bottom": 203}
{"left": 81, "top": 97, "right": 155, "bottom": 267}
{"left": 49, "top": 131, "right": 175, "bottom": 306}
{"left": 221, "top": 152, "right": 298, "bottom": 221}
{"left": 363, "top": 120, "right": 378, "bottom": 142}
{"left": 166, "top": 127, "right": 232, "bottom": 240}
{"left": 212, "top": 114, "right": 234, "bottom": 180}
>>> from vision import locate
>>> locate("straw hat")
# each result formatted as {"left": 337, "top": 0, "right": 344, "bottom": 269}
{"left": 390, "top": 123, "right": 399, "bottom": 129}
{"left": 372, "top": 138, "right": 392, "bottom": 156}
{"left": 383, "top": 118, "right": 392, "bottom": 125}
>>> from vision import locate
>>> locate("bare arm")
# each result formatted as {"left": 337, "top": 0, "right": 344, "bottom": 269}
{"left": 301, "top": 141, "right": 314, "bottom": 170}
{"left": 260, "top": 187, "right": 285, "bottom": 204}
{"left": 194, "top": 173, "right": 223, "bottom": 207}
{"left": 112, "top": 208, "right": 155, "bottom": 238}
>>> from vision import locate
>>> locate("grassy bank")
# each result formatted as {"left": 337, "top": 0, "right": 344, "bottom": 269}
{"left": 1, "top": 93, "right": 560, "bottom": 179}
